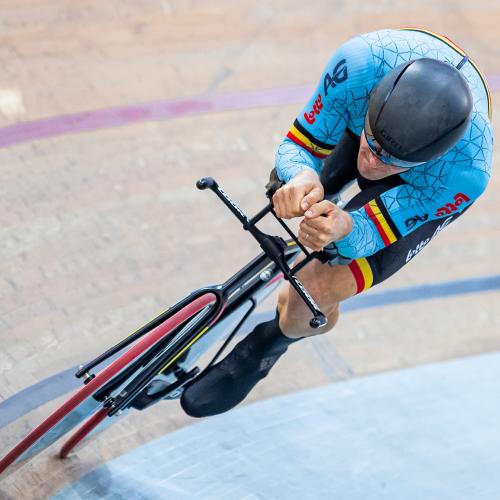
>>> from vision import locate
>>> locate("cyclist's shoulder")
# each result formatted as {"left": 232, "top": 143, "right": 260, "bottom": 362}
{"left": 401, "top": 146, "right": 491, "bottom": 203}
{"left": 321, "top": 34, "right": 374, "bottom": 89}
{"left": 322, "top": 27, "right": 444, "bottom": 94}
{"left": 357, "top": 28, "right": 439, "bottom": 60}
{"left": 358, "top": 27, "right": 457, "bottom": 53}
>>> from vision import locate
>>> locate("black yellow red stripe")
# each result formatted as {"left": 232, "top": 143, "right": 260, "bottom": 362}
{"left": 348, "top": 258, "right": 374, "bottom": 294}
{"left": 400, "top": 27, "right": 492, "bottom": 119}
{"left": 287, "top": 119, "right": 335, "bottom": 159}
{"left": 364, "top": 198, "right": 401, "bottom": 247}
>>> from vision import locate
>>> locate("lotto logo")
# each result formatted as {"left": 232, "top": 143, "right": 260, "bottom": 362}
{"left": 405, "top": 216, "right": 453, "bottom": 263}
{"left": 304, "top": 94, "right": 323, "bottom": 124}
{"left": 406, "top": 237, "right": 431, "bottom": 262}
{"left": 435, "top": 193, "right": 470, "bottom": 217}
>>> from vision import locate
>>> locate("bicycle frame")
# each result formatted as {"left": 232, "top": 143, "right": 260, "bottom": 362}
{"left": 76, "top": 176, "right": 334, "bottom": 395}
{"left": 0, "top": 176, "right": 339, "bottom": 476}
{"left": 57, "top": 245, "right": 297, "bottom": 459}
{"left": 64, "top": 176, "right": 339, "bottom": 426}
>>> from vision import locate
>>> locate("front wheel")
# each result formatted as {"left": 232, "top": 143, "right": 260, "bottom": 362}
{"left": 0, "top": 294, "right": 217, "bottom": 474}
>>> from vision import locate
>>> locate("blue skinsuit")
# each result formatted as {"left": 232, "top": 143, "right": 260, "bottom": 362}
{"left": 275, "top": 28, "right": 493, "bottom": 259}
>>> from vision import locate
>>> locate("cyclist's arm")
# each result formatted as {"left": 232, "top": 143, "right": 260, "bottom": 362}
{"left": 275, "top": 36, "right": 374, "bottom": 183}
{"left": 335, "top": 166, "right": 490, "bottom": 259}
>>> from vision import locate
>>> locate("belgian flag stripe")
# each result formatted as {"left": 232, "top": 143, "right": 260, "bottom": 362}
{"left": 286, "top": 129, "right": 329, "bottom": 159}
{"left": 293, "top": 120, "right": 337, "bottom": 150}
{"left": 364, "top": 200, "right": 398, "bottom": 246}
{"left": 400, "top": 27, "right": 492, "bottom": 120}
{"left": 348, "top": 258, "right": 374, "bottom": 294}
{"left": 287, "top": 121, "right": 334, "bottom": 158}
{"left": 374, "top": 196, "right": 402, "bottom": 239}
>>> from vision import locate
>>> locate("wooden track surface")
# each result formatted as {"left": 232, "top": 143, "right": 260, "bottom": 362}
{"left": 0, "top": 1, "right": 499, "bottom": 497}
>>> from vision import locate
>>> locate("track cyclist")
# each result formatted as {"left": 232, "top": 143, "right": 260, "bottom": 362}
{"left": 180, "top": 27, "right": 493, "bottom": 417}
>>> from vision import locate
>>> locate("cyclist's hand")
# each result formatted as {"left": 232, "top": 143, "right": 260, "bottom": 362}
{"left": 298, "top": 200, "right": 353, "bottom": 251}
{"left": 272, "top": 170, "right": 324, "bottom": 219}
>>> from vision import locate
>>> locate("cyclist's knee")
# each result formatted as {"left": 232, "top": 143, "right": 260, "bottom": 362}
{"left": 279, "top": 300, "right": 339, "bottom": 338}
{"left": 277, "top": 261, "right": 356, "bottom": 338}
{"left": 291, "top": 259, "right": 357, "bottom": 305}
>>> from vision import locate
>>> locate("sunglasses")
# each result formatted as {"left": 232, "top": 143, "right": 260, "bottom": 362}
{"left": 364, "top": 115, "right": 425, "bottom": 169}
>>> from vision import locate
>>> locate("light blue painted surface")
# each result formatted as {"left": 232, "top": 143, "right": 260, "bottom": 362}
{"left": 54, "top": 352, "right": 500, "bottom": 500}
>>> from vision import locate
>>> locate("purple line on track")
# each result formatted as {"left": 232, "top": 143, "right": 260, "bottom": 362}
{"left": 0, "top": 75, "right": 498, "bottom": 150}
{"left": 0, "top": 85, "right": 314, "bottom": 149}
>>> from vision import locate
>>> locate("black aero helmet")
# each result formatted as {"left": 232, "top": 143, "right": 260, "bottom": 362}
{"left": 366, "top": 57, "right": 473, "bottom": 165}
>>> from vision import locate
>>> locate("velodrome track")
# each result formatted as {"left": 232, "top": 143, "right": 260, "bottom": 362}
{"left": 0, "top": 1, "right": 499, "bottom": 498}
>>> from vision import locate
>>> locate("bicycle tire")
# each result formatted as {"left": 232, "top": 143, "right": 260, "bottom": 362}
{"left": 0, "top": 293, "right": 216, "bottom": 477}
{"left": 59, "top": 407, "right": 108, "bottom": 459}
{"left": 57, "top": 243, "right": 301, "bottom": 458}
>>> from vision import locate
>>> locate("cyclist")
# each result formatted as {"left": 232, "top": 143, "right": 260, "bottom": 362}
{"left": 181, "top": 28, "right": 493, "bottom": 417}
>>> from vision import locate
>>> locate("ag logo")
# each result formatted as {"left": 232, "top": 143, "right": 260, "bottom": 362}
{"left": 323, "top": 59, "right": 348, "bottom": 96}
{"left": 405, "top": 214, "right": 428, "bottom": 230}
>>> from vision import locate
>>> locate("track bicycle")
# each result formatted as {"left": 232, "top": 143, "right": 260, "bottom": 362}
{"left": 0, "top": 176, "right": 346, "bottom": 477}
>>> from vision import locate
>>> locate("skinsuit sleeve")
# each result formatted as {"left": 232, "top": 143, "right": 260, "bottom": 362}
{"left": 274, "top": 36, "right": 375, "bottom": 182}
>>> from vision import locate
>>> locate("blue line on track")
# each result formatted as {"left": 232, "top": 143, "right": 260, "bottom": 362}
{"left": 342, "top": 274, "right": 500, "bottom": 312}
{"left": 1, "top": 274, "right": 499, "bottom": 430}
